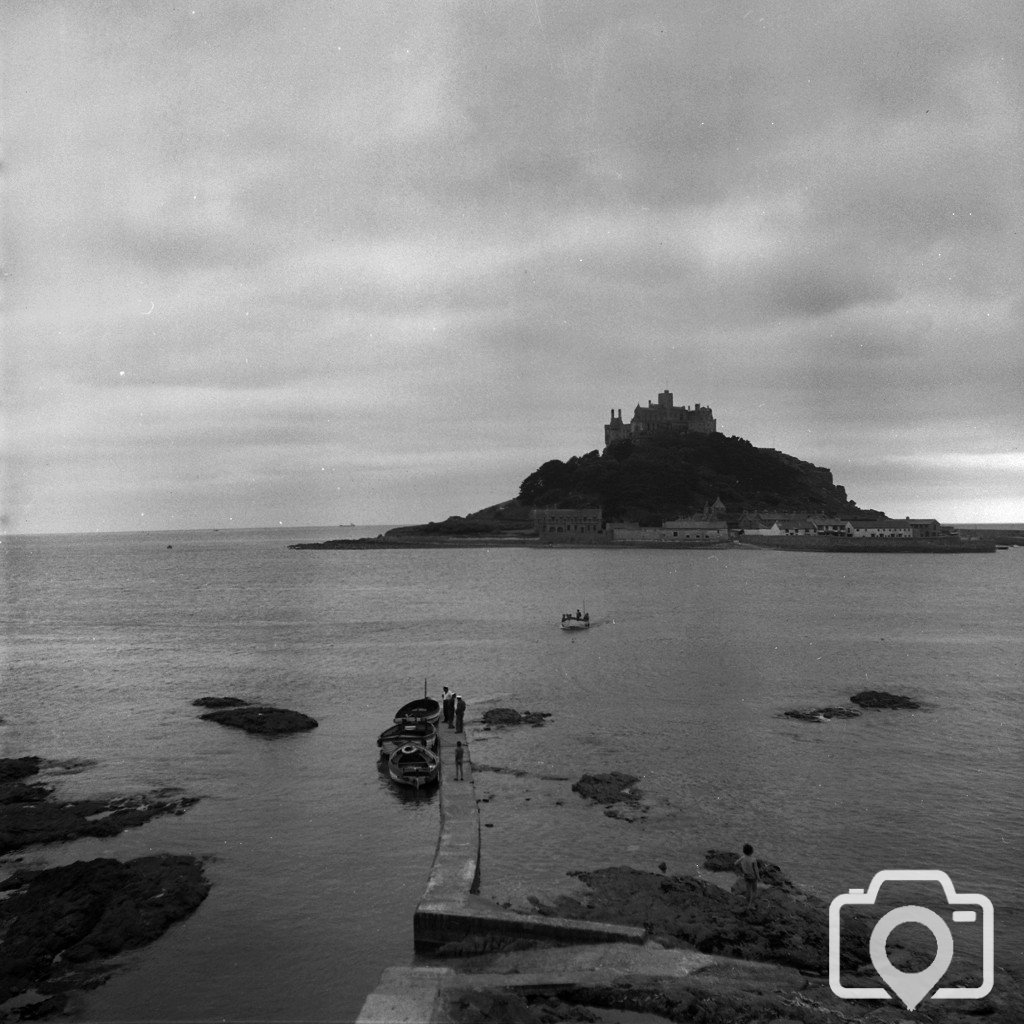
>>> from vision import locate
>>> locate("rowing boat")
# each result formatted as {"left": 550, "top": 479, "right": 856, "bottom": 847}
{"left": 376, "top": 721, "right": 439, "bottom": 758}
{"left": 387, "top": 743, "right": 440, "bottom": 788}
{"left": 393, "top": 697, "right": 441, "bottom": 726}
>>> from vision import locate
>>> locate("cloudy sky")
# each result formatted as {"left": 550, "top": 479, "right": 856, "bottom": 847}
{"left": 3, "top": 1, "right": 1022, "bottom": 534}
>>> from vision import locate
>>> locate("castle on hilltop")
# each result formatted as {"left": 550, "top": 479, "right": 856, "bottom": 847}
{"left": 604, "top": 391, "right": 717, "bottom": 447}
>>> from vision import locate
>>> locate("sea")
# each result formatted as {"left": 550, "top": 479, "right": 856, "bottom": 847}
{"left": 1, "top": 526, "right": 1021, "bottom": 1021}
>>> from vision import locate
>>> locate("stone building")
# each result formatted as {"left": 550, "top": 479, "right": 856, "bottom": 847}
{"left": 533, "top": 508, "right": 603, "bottom": 538}
{"left": 612, "top": 518, "right": 729, "bottom": 544}
{"left": 605, "top": 391, "right": 716, "bottom": 446}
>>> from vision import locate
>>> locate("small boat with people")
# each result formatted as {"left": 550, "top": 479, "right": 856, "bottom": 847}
{"left": 393, "top": 697, "right": 441, "bottom": 726}
{"left": 560, "top": 609, "right": 590, "bottom": 630}
{"left": 387, "top": 743, "right": 440, "bottom": 788}
{"left": 376, "top": 720, "right": 439, "bottom": 758}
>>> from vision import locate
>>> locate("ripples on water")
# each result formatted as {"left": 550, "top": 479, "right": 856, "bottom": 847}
{"left": 1, "top": 528, "right": 1021, "bottom": 1018}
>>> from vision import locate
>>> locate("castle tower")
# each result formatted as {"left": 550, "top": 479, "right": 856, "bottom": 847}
{"left": 604, "top": 392, "right": 718, "bottom": 447}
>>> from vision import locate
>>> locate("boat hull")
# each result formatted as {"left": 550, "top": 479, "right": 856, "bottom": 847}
{"left": 393, "top": 697, "right": 441, "bottom": 727}
{"left": 377, "top": 722, "right": 439, "bottom": 758}
{"left": 560, "top": 619, "right": 590, "bottom": 630}
{"left": 387, "top": 744, "right": 440, "bottom": 788}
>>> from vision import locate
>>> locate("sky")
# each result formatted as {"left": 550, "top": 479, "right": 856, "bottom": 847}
{"left": 3, "top": 1, "right": 1023, "bottom": 534}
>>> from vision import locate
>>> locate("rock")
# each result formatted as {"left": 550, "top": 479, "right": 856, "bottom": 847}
{"left": 850, "top": 689, "right": 920, "bottom": 710}
{"left": 783, "top": 707, "right": 861, "bottom": 722}
{"left": 0, "top": 782, "right": 54, "bottom": 804}
{"left": 571, "top": 772, "right": 640, "bottom": 806}
{"left": 702, "top": 850, "right": 795, "bottom": 892}
{"left": 199, "top": 705, "right": 318, "bottom": 735}
{"left": 480, "top": 708, "right": 551, "bottom": 728}
{"left": 191, "top": 696, "right": 251, "bottom": 708}
{"left": 603, "top": 806, "right": 642, "bottom": 822}
{"left": 533, "top": 865, "right": 869, "bottom": 975}
{"left": 0, "top": 757, "right": 44, "bottom": 784}
{"left": 702, "top": 849, "right": 738, "bottom": 872}
{"left": 0, "top": 855, "right": 210, "bottom": 1008}
{"left": 482, "top": 708, "right": 523, "bottom": 726}
{"left": 0, "top": 787, "right": 200, "bottom": 856}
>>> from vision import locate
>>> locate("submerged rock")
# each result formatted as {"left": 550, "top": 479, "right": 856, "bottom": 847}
{"left": 198, "top": 705, "right": 318, "bottom": 735}
{"left": 191, "top": 696, "right": 251, "bottom": 709}
{"left": 571, "top": 772, "right": 641, "bottom": 806}
{"left": 850, "top": 689, "right": 920, "bottom": 710}
{"left": 480, "top": 708, "right": 551, "bottom": 728}
{"left": 783, "top": 707, "right": 860, "bottom": 722}
{"left": 0, "top": 788, "right": 200, "bottom": 857}
{"left": 0, "top": 855, "right": 210, "bottom": 1011}
{"left": 1, "top": 757, "right": 200, "bottom": 856}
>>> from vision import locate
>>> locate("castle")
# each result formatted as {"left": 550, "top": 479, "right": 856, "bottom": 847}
{"left": 604, "top": 391, "right": 717, "bottom": 446}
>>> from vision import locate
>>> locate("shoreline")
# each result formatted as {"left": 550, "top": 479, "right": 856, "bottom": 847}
{"left": 360, "top": 711, "right": 1019, "bottom": 1024}
{"left": 289, "top": 535, "right": 1000, "bottom": 552}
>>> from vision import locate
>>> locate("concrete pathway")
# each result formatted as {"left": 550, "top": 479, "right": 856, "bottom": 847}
{"left": 356, "top": 944, "right": 715, "bottom": 1023}
{"left": 357, "top": 709, "right": 649, "bottom": 1024}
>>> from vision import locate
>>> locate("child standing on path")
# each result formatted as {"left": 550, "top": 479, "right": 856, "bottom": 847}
{"left": 735, "top": 843, "right": 760, "bottom": 910}
{"left": 454, "top": 741, "right": 465, "bottom": 780}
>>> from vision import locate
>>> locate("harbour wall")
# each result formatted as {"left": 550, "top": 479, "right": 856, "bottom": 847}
{"left": 737, "top": 535, "right": 996, "bottom": 553}
{"left": 409, "top": 723, "right": 644, "bottom": 953}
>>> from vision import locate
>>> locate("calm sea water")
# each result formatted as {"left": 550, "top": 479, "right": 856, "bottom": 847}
{"left": 1, "top": 527, "right": 1021, "bottom": 1020}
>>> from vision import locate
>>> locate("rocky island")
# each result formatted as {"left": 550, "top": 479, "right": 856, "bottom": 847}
{"left": 291, "top": 391, "right": 999, "bottom": 553}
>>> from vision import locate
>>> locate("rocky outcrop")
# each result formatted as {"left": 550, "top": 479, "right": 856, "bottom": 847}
{"left": 702, "top": 850, "right": 795, "bottom": 892}
{"left": 0, "top": 855, "right": 210, "bottom": 1016}
{"left": 533, "top": 865, "right": 866, "bottom": 975}
{"left": 0, "top": 758, "right": 44, "bottom": 785}
{"left": 480, "top": 709, "right": 551, "bottom": 728}
{"left": 850, "top": 689, "right": 920, "bottom": 710}
{"left": 783, "top": 690, "right": 921, "bottom": 721}
{"left": 571, "top": 773, "right": 641, "bottom": 806}
{"left": 0, "top": 759, "right": 199, "bottom": 856}
{"left": 198, "top": 705, "right": 318, "bottom": 735}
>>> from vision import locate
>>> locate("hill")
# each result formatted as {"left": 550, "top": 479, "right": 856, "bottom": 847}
{"left": 385, "top": 433, "right": 880, "bottom": 538}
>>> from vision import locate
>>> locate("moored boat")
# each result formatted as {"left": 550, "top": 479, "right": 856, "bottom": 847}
{"left": 394, "top": 697, "right": 441, "bottom": 726}
{"left": 376, "top": 721, "right": 439, "bottom": 758}
{"left": 387, "top": 744, "right": 440, "bottom": 788}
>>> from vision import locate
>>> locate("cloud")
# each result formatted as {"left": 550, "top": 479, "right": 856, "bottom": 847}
{"left": 3, "top": 1, "right": 1023, "bottom": 532}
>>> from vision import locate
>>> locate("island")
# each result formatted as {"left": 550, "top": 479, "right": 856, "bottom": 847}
{"left": 292, "top": 391, "right": 1007, "bottom": 553}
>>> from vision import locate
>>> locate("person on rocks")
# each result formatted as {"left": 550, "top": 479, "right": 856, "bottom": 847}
{"left": 735, "top": 843, "right": 760, "bottom": 910}
{"left": 454, "top": 741, "right": 465, "bottom": 780}
{"left": 455, "top": 694, "right": 466, "bottom": 733}
{"left": 441, "top": 686, "right": 453, "bottom": 726}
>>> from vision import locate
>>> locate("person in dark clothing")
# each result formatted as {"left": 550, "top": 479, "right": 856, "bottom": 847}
{"left": 455, "top": 694, "right": 466, "bottom": 733}
{"left": 735, "top": 843, "right": 760, "bottom": 910}
{"left": 441, "top": 686, "right": 453, "bottom": 726}
{"left": 454, "top": 741, "right": 465, "bottom": 780}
